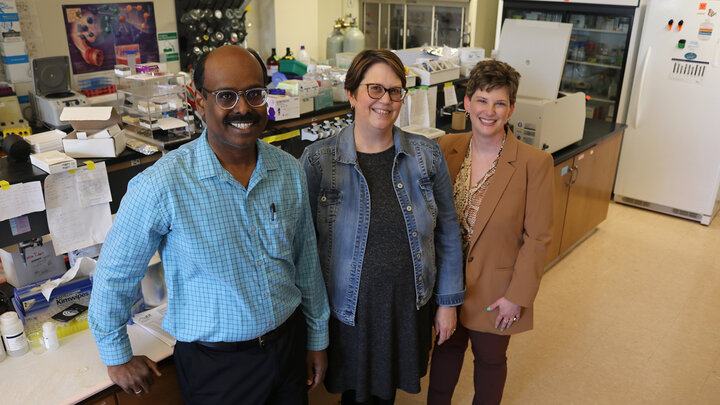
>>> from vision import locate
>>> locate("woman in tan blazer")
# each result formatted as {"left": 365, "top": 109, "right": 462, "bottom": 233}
{"left": 427, "top": 60, "right": 553, "bottom": 405}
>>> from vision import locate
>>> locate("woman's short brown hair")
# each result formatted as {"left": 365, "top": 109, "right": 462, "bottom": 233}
{"left": 466, "top": 60, "right": 521, "bottom": 105}
{"left": 345, "top": 49, "right": 406, "bottom": 94}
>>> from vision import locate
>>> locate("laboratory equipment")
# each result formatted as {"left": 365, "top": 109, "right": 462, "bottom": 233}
{"left": 498, "top": 19, "right": 586, "bottom": 153}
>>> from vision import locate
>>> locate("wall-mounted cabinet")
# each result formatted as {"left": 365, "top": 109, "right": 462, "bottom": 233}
{"left": 361, "top": 1, "right": 470, "bottom": 50}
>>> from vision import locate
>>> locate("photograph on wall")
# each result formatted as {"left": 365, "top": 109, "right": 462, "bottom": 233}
{"left": 62, "top": 2, "right": 159, "bottom": 74}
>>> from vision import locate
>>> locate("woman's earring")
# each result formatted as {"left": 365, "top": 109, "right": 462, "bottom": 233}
{"left": 465, "top": 111, "right": 469, "bottom": 118}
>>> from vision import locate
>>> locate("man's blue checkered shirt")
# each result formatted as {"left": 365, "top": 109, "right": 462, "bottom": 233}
{"left": 89, "top": 132, "right": 330, "bottom": 366}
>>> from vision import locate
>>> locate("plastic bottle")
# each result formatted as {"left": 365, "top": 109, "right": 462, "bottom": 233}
{"left": 0, "top": 311, "right": 29, "bottom": 357}
{"left": 266, "top": 48, "right": 280, "bottom": 75}
{"left": 297, "top": 45, "right": 311, "bottom": 66}
{"left": 326, "top": 21, "right": 344, "bottom": 62}
{"left": 281, "top": 47, "right": 295, "bottom": 60}
{"left": 43, "top": 322, "right": 60, "bottom": 351}
{"left": 343, "top": 19, "right": 365, "bottom": 54}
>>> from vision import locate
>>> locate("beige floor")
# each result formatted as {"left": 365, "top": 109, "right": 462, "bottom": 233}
{"left": 311, "top": 202, "right": 720, "bottom": 404}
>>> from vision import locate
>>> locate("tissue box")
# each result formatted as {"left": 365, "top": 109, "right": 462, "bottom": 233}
{"left": 12, "top": 276, "right": 93, "bottom": 325}
{"left": 267, "top": 94, "right": 300, "bottom": 121}
{"left": 60, "top": 106, "right": 126, "bottom": 157}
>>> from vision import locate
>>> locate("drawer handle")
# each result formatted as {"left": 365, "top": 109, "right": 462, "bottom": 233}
{"left": 571, "top": 165, "right": 579, "bottom": 185}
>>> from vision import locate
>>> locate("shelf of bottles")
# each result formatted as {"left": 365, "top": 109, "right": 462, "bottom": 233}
{"left": 174, "top": 0, "right": 251, "bottom": 72}
{"left": 503, "top": 8, "right": 633, "bottom": 122}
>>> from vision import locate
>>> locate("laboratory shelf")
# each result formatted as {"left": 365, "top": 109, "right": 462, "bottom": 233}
{"left": 572, "top": 27, "right": 628, "bottom": 35}
{"left": 566, "top": 59, "right": 622, "bottom": 70}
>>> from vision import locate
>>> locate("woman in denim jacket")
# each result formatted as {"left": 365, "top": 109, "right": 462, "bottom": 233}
{"left": 300, "top": 49, "right": 464, "bottom": 405}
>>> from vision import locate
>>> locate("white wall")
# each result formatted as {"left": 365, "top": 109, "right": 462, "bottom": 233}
{"left": 245, "top": 0, "right": 276, "bottom": 62}
{"left": 274, "top": 0, "right": 320, "bottom": 61}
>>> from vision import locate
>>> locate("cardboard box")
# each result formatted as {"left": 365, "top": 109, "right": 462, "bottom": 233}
{"left": 0, "top": 0, "right": 22, "bottom": 42}
{"left": 0, "top": 39, "right": 26, "bottom": 56}
{"left": 3, "top": 60, "right": 31, "bottom": 82}
{"left": 0, "top": 241, "right": 68, "bottom": 288}
{"left": 267, "top": 94, "right": 300, "bottom": 121}
{"left": 30, "top": 150, "right": 77, "bottom": 174}
{"left": 277, "top": 79, "right": 320, "bottom": 98}
{"left": 60, "top": 106, "right": 127, "bottom": 158}
{"left": 300, "top": 96, "right": 313, "bottom": 114}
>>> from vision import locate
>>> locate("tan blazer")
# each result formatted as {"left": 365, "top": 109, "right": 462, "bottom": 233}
{"left": 438, "top": 130, "right": 553, "bottom": 334}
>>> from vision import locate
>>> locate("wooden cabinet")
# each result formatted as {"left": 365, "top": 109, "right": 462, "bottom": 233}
{"left": 79, "top": 360, "right": 183, "bottom": 405}
{"left": 546, "top": 129, "right": 624, "bottom": 266}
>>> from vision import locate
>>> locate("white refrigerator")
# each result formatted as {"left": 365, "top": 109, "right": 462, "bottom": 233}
{"left": 613, "top": 0, "right": 720, "bottom": 225}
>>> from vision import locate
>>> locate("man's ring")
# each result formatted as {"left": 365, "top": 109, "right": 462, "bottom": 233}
{"left": 134, "top": 389, "right": 143, "bottom": 395}
{"left": 513, "top": 317, "right": 518, "bottom": 321}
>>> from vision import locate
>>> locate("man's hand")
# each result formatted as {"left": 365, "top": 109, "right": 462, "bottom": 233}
{"left": 107, "top": 355, "right": 162, "bottom": 396}
{"left": 306, "top": 350, "right": 327, "bottom": 392}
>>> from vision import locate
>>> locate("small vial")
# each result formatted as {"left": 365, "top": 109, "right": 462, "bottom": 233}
{"left": 43, "top": 322, "right": 60, "bottom": 351}
{"left": 0, "top": 311, "right": 29, "bottom": 357}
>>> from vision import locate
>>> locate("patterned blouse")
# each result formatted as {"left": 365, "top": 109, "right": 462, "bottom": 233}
{"left": 453, "top": 134, "right": 507, "bottom": 254}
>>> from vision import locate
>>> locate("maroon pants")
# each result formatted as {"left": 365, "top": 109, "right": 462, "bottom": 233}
{"left": 427, "top": 319, "right": 511, "bottom": 405}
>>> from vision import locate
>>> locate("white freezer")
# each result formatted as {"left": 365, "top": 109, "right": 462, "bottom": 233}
{"left": 613, "top": 0, "right": 720, "bottom": 225}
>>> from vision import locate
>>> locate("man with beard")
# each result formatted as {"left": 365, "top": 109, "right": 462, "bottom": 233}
{"left": 88, "top": 46, "right": 330, "bottom": 405}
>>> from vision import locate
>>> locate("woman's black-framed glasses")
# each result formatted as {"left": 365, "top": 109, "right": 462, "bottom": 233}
{"left": 204, "top": 87, "right": 268, "bottom": 109}
{"left": 362, "top": 83, "right": 407, "bottom": 102}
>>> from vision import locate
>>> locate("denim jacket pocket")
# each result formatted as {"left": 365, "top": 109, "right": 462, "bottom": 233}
{"left": 418, "top": 177, "right": 438, "bottom": 218}
{"left": 318, "top": 188, "right": 342, "bottom": 223}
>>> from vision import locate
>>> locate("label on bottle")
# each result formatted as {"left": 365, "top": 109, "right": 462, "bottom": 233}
{"left": 268, "top": 66, "right": 279, "bottom": 75}
{"left": 4, "top": 332, "right": 29, "bottom": 352}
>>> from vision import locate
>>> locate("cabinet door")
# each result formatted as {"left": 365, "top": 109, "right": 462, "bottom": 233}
{"left": 116, "top": 362, "right": 183, "bottom": 405}
{"left": 579, "top": 131, "right": 623, "bottom": 228}
{"left": 559, "top": 146, "right": 598, "bottom": 253}
{"left": 546, "top": 158, "right": 573, "bottom": 265}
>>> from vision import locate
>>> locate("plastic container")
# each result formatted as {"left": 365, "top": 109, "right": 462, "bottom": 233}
{"left": 279, "top": 59, "right": 308, "bottom": 76}
{"left": 43, "top": 321, "right": 60, "bottom": 351}
{"left": 1, "top": 311, "right": 29, "bottom": 356}
{"left": 297, "top": 45, "right": 311, "bottom": 66}
{"left": 335, "top": 52, "right": 358, "bottom": 69}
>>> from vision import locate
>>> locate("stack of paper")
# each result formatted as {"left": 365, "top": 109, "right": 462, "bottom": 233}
{"left": 24, "top": 129, "right": 67, "bottom": 153}
{"left": 132, "top": 303, "right": 176, "bottom": 346}
{"left": 30, "top": 150, "right": 77, "bottom": 174}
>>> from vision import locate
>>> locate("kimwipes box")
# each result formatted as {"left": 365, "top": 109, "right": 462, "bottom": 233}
{"left": 59, "top": 106, "right": 126, "bottom": 158}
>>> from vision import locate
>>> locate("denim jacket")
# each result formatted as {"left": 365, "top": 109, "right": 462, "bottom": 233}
{"left": 300, "top": 124, "right": 465, "bottom": 326}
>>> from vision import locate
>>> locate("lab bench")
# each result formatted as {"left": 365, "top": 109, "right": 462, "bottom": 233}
{"left": 0, "top": 324, "right": 177, "bottom": 405}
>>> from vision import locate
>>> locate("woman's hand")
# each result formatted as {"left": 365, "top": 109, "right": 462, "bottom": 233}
{"left": 434, "top": 305, "right": 457, "bottom": 345}
{"left": 487, "top": 297, "right": 521, "bottom": 332}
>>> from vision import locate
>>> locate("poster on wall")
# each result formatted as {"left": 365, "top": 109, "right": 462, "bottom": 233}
{"left": 62, "top": 2, "right": 159, "bottom": 74}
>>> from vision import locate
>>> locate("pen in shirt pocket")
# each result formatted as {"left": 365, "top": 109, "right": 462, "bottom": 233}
{"left": 270, "top": 203, "right": 276, "bottom": 221}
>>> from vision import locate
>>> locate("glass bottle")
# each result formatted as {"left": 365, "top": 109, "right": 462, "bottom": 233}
{"left": 266, "top": 48, "right": 280, "bottom": 75}
{"left": 282, "top": 47, "right": 295, "bottom": 60}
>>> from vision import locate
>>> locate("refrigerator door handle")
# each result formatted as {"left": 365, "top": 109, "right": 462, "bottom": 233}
{"left": 632, "top": 46, "right": 652, "bottom": 129}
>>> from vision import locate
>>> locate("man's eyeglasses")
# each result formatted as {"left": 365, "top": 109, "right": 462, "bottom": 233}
{"left": 362, "top": 83, "right": 407, "bottom": 102}
{"left": 203, "top": 88, "right": 268, "bottom": 109}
